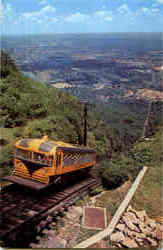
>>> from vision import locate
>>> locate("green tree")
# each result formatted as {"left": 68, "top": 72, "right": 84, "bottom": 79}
{"left": 0, "top": 50, "right": 18, "bottom": 78}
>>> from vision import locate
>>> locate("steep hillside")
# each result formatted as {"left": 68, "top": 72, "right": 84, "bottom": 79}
{"left": 0, "top": 52, "right": 110, "bottom": 178}
{"left": 0, "top": 51, "right": 162, "bottom": 189}
{"left": 130, "top": 125, "right": 163, "bottom": 217}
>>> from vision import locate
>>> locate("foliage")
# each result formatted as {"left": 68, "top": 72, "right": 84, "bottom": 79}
{"left": 0, "top": 50, "right": 18, "bottom": 78}
{"left": 130, "top": 126, "right": 163, "bottom": 217}
{"left": 0, "top": 52, "right": 111, "bottom": 171}
{"left": 132, "top": 126, "right": 162, "bottom": 169}
{"left": 0, "top": 51, "right": 162, "bottom": 192}
{"left": 0, "top": 144, "right": 13, "bottom": 168}
{"left": 96, "top": 124, "right": 162, "bottom": 189}
{"left": 96, "top": 153, "right": 141, "bottom": 189}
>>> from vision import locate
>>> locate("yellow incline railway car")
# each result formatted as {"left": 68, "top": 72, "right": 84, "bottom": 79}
{"left": 4, "top": 136, "right": 96, "bottom": 190}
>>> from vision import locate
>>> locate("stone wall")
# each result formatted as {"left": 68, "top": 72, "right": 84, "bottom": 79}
{"left": 110, "top": 205, "right": 162, "bottom": 248}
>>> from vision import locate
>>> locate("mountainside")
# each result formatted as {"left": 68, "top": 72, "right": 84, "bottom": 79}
{"left": 0, "top": 51, "right": 162, "bottom": 190}
{"left": 0, "top": 51, "right": 112, "bottom": 177}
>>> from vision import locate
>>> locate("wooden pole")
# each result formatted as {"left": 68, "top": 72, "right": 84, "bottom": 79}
{"left": 142, "top": 102, "right": 152, "bottom": 138}
{"left": 83, "top": 103, "right": 87, "bottom": 146}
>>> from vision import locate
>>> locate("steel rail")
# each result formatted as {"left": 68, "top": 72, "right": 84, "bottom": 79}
{"left": 0, "top": 176, "right": 100, "bottom": 244}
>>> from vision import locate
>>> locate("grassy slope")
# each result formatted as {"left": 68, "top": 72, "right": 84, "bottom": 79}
{"left": 1, "top": 52, "right": 162, "bottom": 217}
{"left": 76, "top": 126, "right": 162, "bottom": 221}
{"left": 131, "top": 166, "right": 162, "bottom": 217}
{"left": 130, "top": 126, "right": 162, "bottom": 217}
{"left": 0, "top": 68, "right": 111, "bottom": 180}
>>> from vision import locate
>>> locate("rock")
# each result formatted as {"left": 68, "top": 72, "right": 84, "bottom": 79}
{"left": 122, "top": 216, "right": 140, "bottom": 232}
{"left": 30, "top": 243, "right": 37, "bottom": 248}
{"left": 67, "top": 206, "right": 72, "bottom": 212}
{"left": 116, "top": 223, "right": 125, "bottom": 231}
{"left": 90, "top": 239, "right": 109, "bottom": 248}
{"left": 131, "top": 231, "right": 146, "bottom": 239}
{"left": 158, "top": 225, "right": 163, "bottom": 231}
{"left": 58, "top": 227, "right": 66, "bottom": 235}
{"left": 159, "top": 239, "right": 163, "bottom": 249}
{"left": 110, "top": 232, "right": 125, "bottom": 243}
{"left": 32, "top": 244, "right": 42, "bottom": 248}
{"left": 90, "top": 241, "right": 103, "bottom": 248}
{"left": 149, "top": 230, "right": 156, "bottom": 239}
{"left": 124, "top": 211, "right": 139, "bottom": 225}
{"left": 47, "top": 216, "right": 53, "bottom": 223}
{"left": 73, "top": 223, "right": 80, "bottom": 227}
{"left": 36, "top": 225, "right": 41, "bottom": 232}
{"left": 44, "top": 236, "right": 64, "bottom": 248}
{"left": 101, "top": 239, "right": 108, "bottom": 248}
{"left": 36, "top": 236, "right": 41, "bottom": 241}
{"left": 126, "top": 205, "right": 138, "bottom": 216}
{"left": 39, "top": 220, "right": 47, "bottom": 228}
{"left": 42, "top": 229, "right": 49, "bottom": 234}
{"left": 90, "top": 197, "right": 96, "bottom": 205}
{"left": 121, "top": 237, "right": 138, "bottom": 248}
{"left": 126, "top": 205, "right": 132, "bottom": 211}
{"left": 146, "top": 237, "right": 158, "bottom": 246}
{"left": 66, "top": 212, "right": 77, "bottom": 220}
{"left": 125, "top": 229, "right": 134, "bottom": 238}
{"left": 124, "top": 228, "right": 144, "bottom": 238}
{"left": 60, "top": 238, "right": 67, "bottom": 247}
{"left": 50, "top": 222, "right": 56, "bottom": 226}
{"left": 135, "top": 238, "right": 144, "bottom": 246}
{"left": 156, "top": 228, "right": 163, "bottom": 240}
{"left": 135, "top": 237, "right": 144, "bottom": 244}
{"left": 68, "top": 220, "right": 74, "bottom": 224}
{"left": 27, "top": 210, "right": 38, "bottom": 216}
{"left": 47, "top": 229, "right": 56, "bottom": 237}
{"left": 146, "top": 217, "right": 156, "bottom": 229}
{"left": 126, "top": 205, "right": 132, "bottom": 212}
{"left": 135, "top": 210, "right": 147, "bottom": 223}
{"left": 68, "top": 239, "right": 78, "bottom": 247}
{"left": 72, "top": 206, "right": 83, "bottom": 216}
{"left": 38, "top": 244, "right": 43, "bottom": 248}
{"left": 114, "top": 242, "right": 122, "bottom": 248}
{"left": 138, "top": 223, "right": 151, "bottom": 235}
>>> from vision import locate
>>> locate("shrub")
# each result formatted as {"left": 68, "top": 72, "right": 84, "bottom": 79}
{"left": 0, "top": 144, "right": 13, "bottom": 168}
{"left": 0, "top": 144, "right": 13, "bottom": 181}
{"left": 100, "top": 160, "right": 129, "bottom": 189}
{"left": 96, "top": 152, "right": 141, "bottom": 189}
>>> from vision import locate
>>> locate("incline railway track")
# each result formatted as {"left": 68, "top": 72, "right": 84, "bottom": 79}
{"left": 0, "top": 176, "right": 100, "bottom": 247}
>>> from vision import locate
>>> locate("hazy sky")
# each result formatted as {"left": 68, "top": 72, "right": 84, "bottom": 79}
{"left": 1, "top": 0, "right": 163, "bottom": 35}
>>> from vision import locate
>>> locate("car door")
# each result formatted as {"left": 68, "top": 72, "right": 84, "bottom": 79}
{"left": 55, "top": 150, "right": 63, "bottom": 175}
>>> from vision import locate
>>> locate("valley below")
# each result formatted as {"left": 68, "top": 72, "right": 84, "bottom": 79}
{"left": 1, "top": 32, "right": 163, "bottom": 249}
{"left": 3, "top": 33, "right": 163, "bottom": 106}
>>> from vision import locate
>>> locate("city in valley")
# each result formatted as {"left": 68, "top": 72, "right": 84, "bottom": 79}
{"left": 2, "top": 33, "right": 163, "bottom": 105}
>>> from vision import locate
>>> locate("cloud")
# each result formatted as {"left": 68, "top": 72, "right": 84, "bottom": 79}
{"left": 39, "top": 0, "right": 49, "bottom": 6}
{"left": 102, "top": 5, "right": 107, "bottom": 9}
{"left": 22, "top": 5, "right": 56, "bottom": 19}
{"left": 118, "top": 4, "right": 131, "bottom": 15}
{"left": 2, "top": 0, "right": 163, "bottom": 34}
{"left": 141, "top": 7, "right": 150, "bottom": 13}
{"left": 157, "top": 0, "right": 163, "bottom": 4}
{"left": 2, "top": 3, "right": 57, "bottom": 25}
{"left": 151, "top": 8, "right": 160, "bottom": 13}
{"left": 2, "top": 3, "right": 12, "bottom": 17}
{"left": 64, "top": 12, "right": 89, "bottom": 23}
{"left": 0, "top": 1, "right": 2, "bottom": 22}
{"left": 2, "top": 3, "right": 17, "bottom": 22}
{"left": 94, "top": 10, "right": 113, "bottom": 22}
{"left": 41, "top": 5, "right": 56, "bottom": 13}
{"left": 20, "top": 4, "right": 56, "bottom": 24}
{"left": 137, "top": 6, "right": 160, "bottom": 16}
{"left": 63, "top": 10, "right": 113, "bottom": 23}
